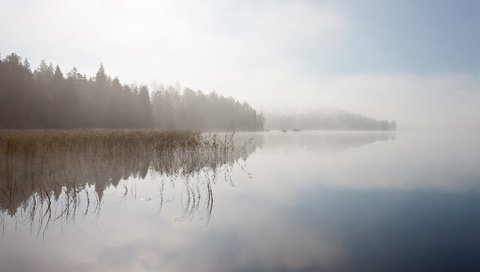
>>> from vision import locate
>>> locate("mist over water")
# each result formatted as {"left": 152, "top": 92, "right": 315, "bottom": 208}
{"left": 1, "top": 0, "right": 480, "bottom": 270}
{"left": 2, "top": 131, "right": 480, "bottom": 271}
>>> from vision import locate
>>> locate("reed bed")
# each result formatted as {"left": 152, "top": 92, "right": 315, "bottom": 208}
{"left": 0, "top": 129, "right": 257, "bottom": 233}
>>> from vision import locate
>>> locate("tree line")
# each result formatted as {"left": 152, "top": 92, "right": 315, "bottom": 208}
{"left": 265, "top": 110, "right": 397, "bottom": 130}
{"left": 0, "top": 53, "right": 264, "bottom": 131}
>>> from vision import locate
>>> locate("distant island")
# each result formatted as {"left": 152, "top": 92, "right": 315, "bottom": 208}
{"left": 265, "top": 111, "right": 397, "bottom": 131}
{"left": 0, "top": 53, "right": 396, "bottom": 131}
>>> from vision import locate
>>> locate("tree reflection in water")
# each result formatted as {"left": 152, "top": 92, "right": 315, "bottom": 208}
{"left": 0, "top": 130, "right": 261, "bottom": 235}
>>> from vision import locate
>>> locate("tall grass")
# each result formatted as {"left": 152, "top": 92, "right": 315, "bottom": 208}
{"left": 0, "top": 129, "right": 258, "bottom": 234}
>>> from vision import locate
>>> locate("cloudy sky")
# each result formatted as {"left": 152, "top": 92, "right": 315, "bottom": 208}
{"left": 1, "top": 0, "right": 479, "bottom": 129}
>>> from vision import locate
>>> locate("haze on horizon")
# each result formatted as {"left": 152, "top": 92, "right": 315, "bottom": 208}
{"left": 1, "top": 0, "right": 479, "bottom": 130}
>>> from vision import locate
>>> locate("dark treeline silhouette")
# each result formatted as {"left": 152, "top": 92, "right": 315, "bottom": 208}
{"left": 266, "top": 110, "right": 397, "bottom": 131}
{"left": 151, "top": 85, "right": 264, "bottom": 131}
{"left": 0, "top": 53, "right": 264, "bottom": 131}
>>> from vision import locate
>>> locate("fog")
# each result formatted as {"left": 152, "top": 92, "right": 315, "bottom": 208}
{"left": 1, "top": 0, "right": 479, "bottom": 129}
{"left": 3, "top": 2, "right": 480, "bottom": 271}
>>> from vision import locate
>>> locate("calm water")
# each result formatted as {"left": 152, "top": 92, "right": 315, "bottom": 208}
{"left": 1, "top": 131, "right": 480, "bottom": 272}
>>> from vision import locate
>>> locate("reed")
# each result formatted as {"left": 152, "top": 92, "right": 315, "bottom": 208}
{"left": 0, "top": 129, "right": 258, "bottom": 233}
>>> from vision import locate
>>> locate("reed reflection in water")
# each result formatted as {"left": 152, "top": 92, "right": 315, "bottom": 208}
{"left": 0, "top": 130, "right": 260, "bottom": 234}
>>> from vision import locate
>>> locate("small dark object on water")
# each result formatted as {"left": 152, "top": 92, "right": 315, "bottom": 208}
{"left": 281, "top": 129, "right": 288, "bottom": 133}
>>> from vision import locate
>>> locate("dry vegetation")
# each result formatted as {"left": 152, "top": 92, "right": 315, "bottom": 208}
{"left": 0, "top": 129, "right": 257, "bottom": 234}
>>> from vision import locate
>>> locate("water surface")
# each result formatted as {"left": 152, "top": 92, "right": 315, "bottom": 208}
{"left": 1, "top": 131, "right": 480, "bottom": 272}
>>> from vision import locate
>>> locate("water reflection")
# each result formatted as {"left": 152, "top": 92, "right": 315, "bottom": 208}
{"left": 2, "top": 131, "right": 480, "bottom": 272}
{"left": 0, "top": 131, "right": 395, "bottom": 234}
{"left": 0, "top": 131, "right": 261, "bottom": 233}
{"left": 261, "top": 131, "right": 396, "bottom": 151}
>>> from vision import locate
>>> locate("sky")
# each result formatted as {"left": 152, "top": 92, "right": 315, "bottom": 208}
{"left": 1, "top": 0, "right": 479, "bottom": 129}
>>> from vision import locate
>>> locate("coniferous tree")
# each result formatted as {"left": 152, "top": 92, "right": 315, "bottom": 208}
{"left": 0, "top": 53, "right": 265, "bottom": 131}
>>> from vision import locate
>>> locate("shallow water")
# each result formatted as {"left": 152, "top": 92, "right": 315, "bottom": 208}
{"left": 1, "top": 131, "right": 480, "bottom": 272}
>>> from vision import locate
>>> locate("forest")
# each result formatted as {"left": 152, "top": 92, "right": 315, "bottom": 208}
{"left": 0, "top": 53, "right": 264, "bottom": 131}
{"left": 265, "top": 110, "right": 397, "bottom": 131}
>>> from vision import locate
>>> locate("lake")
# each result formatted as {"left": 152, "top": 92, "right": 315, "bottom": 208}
{"left": 1, "top": 130, "right": 480, "bottom": 272}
